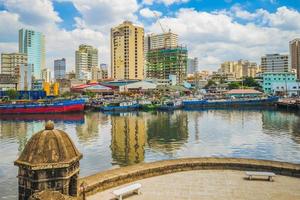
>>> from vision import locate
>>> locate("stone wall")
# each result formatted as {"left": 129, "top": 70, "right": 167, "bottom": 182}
{"left": 78, "top": 157, "right": 300, "bottom": 197}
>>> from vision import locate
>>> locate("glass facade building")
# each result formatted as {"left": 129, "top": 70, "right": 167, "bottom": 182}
{"left": 19, "top": 28, "right": 45, "bottom": 79}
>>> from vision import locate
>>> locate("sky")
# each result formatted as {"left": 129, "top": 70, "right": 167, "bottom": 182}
{"left": 0, "top": 0, "right": 300, "bottom": 73}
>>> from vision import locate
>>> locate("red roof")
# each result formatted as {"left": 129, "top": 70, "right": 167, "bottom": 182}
{"left": 225, "top": 89, "right": 262, "bottom": 94}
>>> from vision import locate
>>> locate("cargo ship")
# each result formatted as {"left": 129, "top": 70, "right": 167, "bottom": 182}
{"left": 0, "top": 99, "right": 85, "bottom": 114}
{"left": 182, "top": 96, "right": 279, "bottom": 109}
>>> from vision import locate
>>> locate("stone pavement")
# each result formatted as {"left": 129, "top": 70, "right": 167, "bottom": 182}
{"left": 88, "top": 170, "right": 300, "bottom": 200}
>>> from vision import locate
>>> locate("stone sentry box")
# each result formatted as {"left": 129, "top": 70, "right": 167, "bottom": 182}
{"left": 14, "top": 121, "right": 82, "bottom": 200}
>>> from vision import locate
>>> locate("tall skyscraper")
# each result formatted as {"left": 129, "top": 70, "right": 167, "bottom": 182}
{"left": 75, "top": 45, "right": 98, "bottom": 79}
{"left": 54, "top": 58, "right": 66, "bottom": 80}
{"left": 290, "top": 39, "right": 300, "bottom": 80}
{"left": 19, "top": 28, "right": 45, "bottom": 79}
{"left": 111, "top": 21, "right": 144, "bottom": 80}
{"left": 261, "top": 54, "right": 289, "bottom": 73}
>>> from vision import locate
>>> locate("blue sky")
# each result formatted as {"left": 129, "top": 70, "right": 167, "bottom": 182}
{"left": 0, "top": 0, "right": 300, "bottom": 72}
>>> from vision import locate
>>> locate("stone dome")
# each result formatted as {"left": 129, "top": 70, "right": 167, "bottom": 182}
{"left": 14, "top": 121, "right": 82, "bottom": 169}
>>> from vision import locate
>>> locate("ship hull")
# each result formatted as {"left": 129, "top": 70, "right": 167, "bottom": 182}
{"left": 0, "top": 100, "right": 85, "bottom": 114}
{"left": 183, "top": 97, "right": 279, "bottom": 109}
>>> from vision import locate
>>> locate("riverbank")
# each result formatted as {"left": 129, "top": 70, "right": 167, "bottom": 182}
{"left": 78, "top": 157, "right": 300, "bottom": 198}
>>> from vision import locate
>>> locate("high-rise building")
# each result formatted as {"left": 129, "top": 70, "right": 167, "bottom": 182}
{"left": 261, "top": 54, "right": 289, "bottom": 73}
{"left": 187, "top": 57, "right": 198, "bottom": 74}
{"left": 91, "top": 66, "right": 102, "bottom": 81}
{"left": 290, "top": 39, "right": 300, "bottom": 80}
{"left": 19, "top": 64, "right": 33, "bottom": 90}
{"left": 219, "top": 60, "right": 259, "bottom": 79}
{"left": 75, "top": 44, "right": 98, "bottom": 79}
{"left": 41, "top": 68, "right": 51, "bottom": 83}
{"left": 146, "top": 47, "right": 188, "bottom": 83}
{"left": 1, "top": 53, "right": 27, "bottom": 75}
{"left": 54, "top": 58, "right": 66, "bottom": 80}
{"left": 19, "top": 28, "right": 45, "bottom": 79}
{"left": 145, "top": 32, "right": 178, "bottom": 51}
{"left": 100, "top": 63, "right": 109, "bottom": 79}
{"left": 111, "top": 21, "right": 144, "bottom": 80}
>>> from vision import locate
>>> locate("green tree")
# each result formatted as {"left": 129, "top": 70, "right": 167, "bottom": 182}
{"left": 243, "top": 77, "right": 261, "bottom": 88}
{"left": 204, "top": 80, "right": 217, "bottom": 89}
{"left": 6, "top": 89, "right": 18, "bottom": 100}
{"left": 228, "top": 82, "right": 241, "bottom": 90}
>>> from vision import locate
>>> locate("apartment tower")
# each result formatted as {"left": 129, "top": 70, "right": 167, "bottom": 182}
{"left": 111, "top": 21, "right": 144, "bottom": 80}
{"left": 75, "top": 45, "right": 98, "bottom": 79}
{"left": 290, "top": 39, "right": 300, "bottom": 79}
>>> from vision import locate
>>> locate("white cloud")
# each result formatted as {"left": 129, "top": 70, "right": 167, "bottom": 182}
{"left": 139, "top": 8, "right": 162, "bottom": 18}
{"left": 147, "top": 7, "right": 300, "bottom": 69}
{"left": 3, "top": 0, "right": 61, "bottom": 25}
{"left": 1, "top": 0, "right": 300, "bottom": 73}
{"left": 143, "top": 0, "right": 189, "bottom": 6}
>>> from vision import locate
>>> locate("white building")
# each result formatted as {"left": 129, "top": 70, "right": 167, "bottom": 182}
{"left": 41, "top": 68, "right": 51, "bottom": 83}
{"left": 261, "top": 54, "right": 289, "bottom": 73}
{"left": 75, "top": 44, "right": 98, "bottom": 79}
{"left": 145, "top": 32, "right": 178, "bottom": 51}
{"left": 187, "top": 57, "right": 198, "bottom": 74}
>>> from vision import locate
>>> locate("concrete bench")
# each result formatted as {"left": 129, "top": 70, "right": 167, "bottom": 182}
{"left": 112, "top": 183, "right": 141, "bottom": 200}
{"left": 245, "top": 171, "right": 276, "bottom": 181}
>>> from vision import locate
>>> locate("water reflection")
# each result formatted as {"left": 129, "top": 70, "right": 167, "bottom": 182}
{"left": 75, "top": 112, "right": 109, "bottom": 143}
{"left": 110, "top": 113, "right": 147, "bottom": 165}
{"left": 147, "top": 111, "right": 188, "bottom": 153}
{"left": 262, "top": 111, "right": 300, "bottom": 144}
{"left": 1, "top": 109, "right": 300, "bottom": 199}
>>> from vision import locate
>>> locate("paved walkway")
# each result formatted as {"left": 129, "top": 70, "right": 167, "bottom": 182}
{"left": 88, "top": 170, "right": 300, "bottom": 200}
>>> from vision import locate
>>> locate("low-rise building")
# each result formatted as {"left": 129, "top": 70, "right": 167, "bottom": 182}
{"left": 0, "top": 74, "right": 18, "bottom": 90}
{"left": 262, "top": 72, "right": 299, "bottom": 96}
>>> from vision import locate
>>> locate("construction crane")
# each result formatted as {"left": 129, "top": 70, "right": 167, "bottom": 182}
{"left": 153, "top": 12, "right": 170, "bottom": 48}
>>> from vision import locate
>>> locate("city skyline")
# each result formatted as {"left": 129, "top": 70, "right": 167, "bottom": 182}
{"left": 0, "top": 0, "right": 300, "bottom": 73}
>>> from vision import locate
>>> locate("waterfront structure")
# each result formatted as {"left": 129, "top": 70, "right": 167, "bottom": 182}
{"left": 75, "top": 44, "right": 98, "bottom": 79}
{"left": 187, "top": 57, "right": 198, "bottom": 75}
{"left": 41, "top": 68, "right": 51, "bottom": 83}
{"left": 261, "top": 54, "right": 289, "bottom": 73}
{"left": 111, "top": 21, "right": 144, "bottom": 80}
{"left": 14, "top": 121, "right": 82, "bottom": 199}
{"left": 262, "top": 72, "right": 299, "bottom": 96}
{"left": 225, "top": 89, "right": 263, "bottom": 98}
{"left": 0, "top": 53, "right": 27, "bottom": 75}
{"left": 54, "top": 58, "right": 66, "bottom": 80}
{"left": 146, "top": 46, "right": 188, "bottom": 83}
{"left": 289, "top": 39, "right": 300, "bottom": 79}
{"left": 19, "top": 28, "right": 45, "bottom": 79}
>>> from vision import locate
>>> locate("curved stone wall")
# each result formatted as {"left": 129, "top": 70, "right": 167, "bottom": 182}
{"left": 78, "top": 157, "right": 300, "bottom": 197}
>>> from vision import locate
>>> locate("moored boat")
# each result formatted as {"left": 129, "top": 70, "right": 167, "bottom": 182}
{"left": 0, "top": 99, "right": 85, "bottom": 114}
{"left": 182, "top": 96, "right": 279, "bottom": 109}
{"left": 158, "top": 100, "right": 182, "bottom": 111}
{"left": 101, "top": 101, "right": 140, "bottom": 112}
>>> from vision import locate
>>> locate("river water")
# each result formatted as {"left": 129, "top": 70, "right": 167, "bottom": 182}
{"left": 0, "top": 109, "right": 300, "bottom": 198}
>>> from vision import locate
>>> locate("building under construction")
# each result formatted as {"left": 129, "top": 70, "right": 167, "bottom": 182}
{"left": 146, "top": 46, "right": 188, "bottom": 83}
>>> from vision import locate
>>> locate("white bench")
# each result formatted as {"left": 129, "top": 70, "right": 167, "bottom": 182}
{"left": 112, "top": 183, "right": 141, "bottom": 200}
{"left": 245, "top": 171, "right": 276, "bottom": 181}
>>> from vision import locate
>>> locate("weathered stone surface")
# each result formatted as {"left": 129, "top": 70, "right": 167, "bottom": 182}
{"left": 29, "top": 190, "right": 78, "bottom": 200}
{"left": 88, "top": 170, "right": 300, "bottom": 200}
{"left": 14, "top": 121, "right": 82, "bottom": 169}
{"left": 78, "top": 157, "right": 300, "bottom": 197}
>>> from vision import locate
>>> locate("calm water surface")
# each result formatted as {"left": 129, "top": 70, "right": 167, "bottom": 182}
{"left": 0, "top": 109, "right": 300, "bottom": 198}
